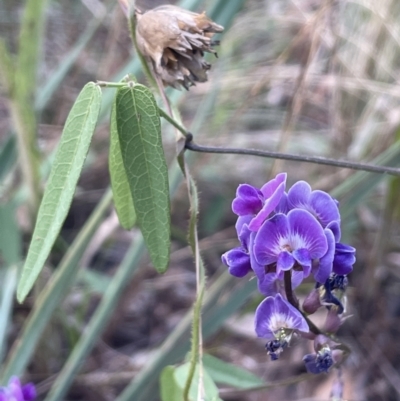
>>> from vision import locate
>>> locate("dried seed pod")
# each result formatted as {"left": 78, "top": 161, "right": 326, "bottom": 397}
{"left": 135, "top": 5, "right": 224, "bottom": 89}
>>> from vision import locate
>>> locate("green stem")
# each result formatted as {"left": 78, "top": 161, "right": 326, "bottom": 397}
{"left": 96, "top": 81, "right": 131, "bottom": 88}
{"left": 183, "top": 285, "right": 205, "bottom": 401}
{"left": 158, "top": 107, "right": 189, "bottom": 137}
{"left": 126, "top": 11, "right": 157, "bottom": 89}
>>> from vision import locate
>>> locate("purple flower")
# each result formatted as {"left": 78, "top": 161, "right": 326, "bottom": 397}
{"left": 314, "top": 229, "right": 335, "bottom": 284}
{"left": 254, "top": 269, "right": 304, "bottom": 296}
{"left": 254, "top": 209, "right": 328, "bottom": 280}
{"left": 303, "top": 348, "right": 334, "bottom": 374}
{"left": 221, "top": 216, "right": 254, "bottom": 277}
{"left": 303, "top": 335, "right": 345, "bottom": 374}
{"left": 0, "top": 377, "right": 36, "bottom": 401}
{"left": 255, "top": 293, "right": 309, "bottom": 339}
{"left": 333, "top": 243, "right": 356, "bottom": 275}
{"left": 286, "top": 181, "right": 341, "bottom": 241}
{"left": 232, "top": 173, "right": 286, "bottom": 231}
{"left": 221, "top": 248, "right": 251, "bottom": 277}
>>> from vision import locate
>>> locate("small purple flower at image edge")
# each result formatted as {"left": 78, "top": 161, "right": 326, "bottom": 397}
{"left": 0, "top": 377, "right": 36, "bottom": 401}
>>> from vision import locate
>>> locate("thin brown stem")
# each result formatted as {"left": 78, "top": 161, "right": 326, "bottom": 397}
{"left": 284, "top": 271, "right": 321, "bottom": 335}
{"left": 184, "top": 137, "right": 400, "bottom": 177}
{"left": 284, "top": 270, "right": 299, "bottom": 309}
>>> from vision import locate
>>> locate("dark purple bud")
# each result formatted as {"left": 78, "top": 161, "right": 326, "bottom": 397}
{"left": 324, "top": 308, "right": 342, "bottom": 333}
{"left": 303, "top": 288, "right": 322, "bottom": 314}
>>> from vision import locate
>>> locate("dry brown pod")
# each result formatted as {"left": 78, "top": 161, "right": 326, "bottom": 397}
{"left": 135, "top": 5, "right": 224, "bottom": 89}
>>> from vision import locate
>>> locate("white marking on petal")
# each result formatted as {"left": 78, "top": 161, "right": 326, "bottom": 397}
{"left": 268, "top": 312, "right": 296, "bottom": 332}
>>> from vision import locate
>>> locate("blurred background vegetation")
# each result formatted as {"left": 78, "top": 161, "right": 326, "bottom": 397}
{"left": 1, "top": 0, "right": 400, "bottom": 400}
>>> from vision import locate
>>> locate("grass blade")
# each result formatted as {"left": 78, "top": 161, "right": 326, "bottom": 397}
{"left": 0, "top": 189, "right": 113, "bottom": 383}
{"left": 35, "top": 15, "right": 106, "bottom": 113}
{"left": 0, "top": 266, "right": 18, "bottom": 364}
{"left": 116, "top": 273, "right": 256, "bottom": 401}
{"left": 44, "top": 235, "right": 144, "bottom": 401}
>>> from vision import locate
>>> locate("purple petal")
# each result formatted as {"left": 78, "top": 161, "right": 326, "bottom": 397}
{"left": 232, "top": 184, "right": 263, "bottom": 216}
{"left": 235, "top": 216, "right": 252, "bottom": 250}
{"left": 254, "top": 213, "right": 290, "bottom": 266}
{"left": 8, "top": 377, "right": 24, "bottom": 401}
{"left": 260, "top": 173, "right": 287, "bottom": 198}
{"left": 291, "top": 270, "right": 304, "bottom": 289}
{"left": 275, "top": 192, "right": 289, "bottom": 214}
{"left": 248, "top": 233, "right": 264, "bottom": 280}
{"left": 292, "top": 248, "right": 311, "bottom": 273}
{"left": 287, "top": 181, "right": 312, "bottom": 208}
{"left": 288, "top": 182, "right": 342, "bottom": 237}
{"left": 314, "top": 229, "right": 335, "bottom": 284}
{"left": 287, "top": 209, "right": 328, "bottom": 259}
{"left": 249, "top": 176, "right": 286, "bottom": 231}
{"left": 255, "top": 294, "right": 309, "bottom": 339}
{"left": 333, "top": 243, "right": 356, "bottom": 275}
{"left": 326, "top": 220, "right": 341, "bottom": 242}
{"left": 257, "top": 273, "right": 281, "bottom": 296}
{"left": 258, "top": 271, "right": 303, "bottom": 296}
{"left": 277, "top": 250, "right": 295, "bottom": 273}
{"left": 22, "top": 384, "right": 36, "bottom": 401}
{"left": 309, "top": 190, "right": 340, "bottom": 228}
{"left": 221, "top": 248, "right": 252, "bottom": 277}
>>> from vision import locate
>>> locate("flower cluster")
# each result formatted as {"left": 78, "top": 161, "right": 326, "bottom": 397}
{"left": 222, "top": 173, "right": 355, "bottom": 373}
{"left": 0, "top": 377, "right": 36, "bottom": 401}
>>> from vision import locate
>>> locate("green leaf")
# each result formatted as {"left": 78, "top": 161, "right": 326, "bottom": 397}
{"left": 174, "top": 363, "right": 222, "bottom": 401}
{"left": 160, "top": 366, "right": 183, "bottom": 401}
{"left": 161, "top": 364, "right": 222, "bottom": 401}
{"left": 203, "top": 354, "right": 264, "bottom": 389}
{"left": 17, "top": 82, "right": 101, "bottom": 302}
{"left": 116, "top": 84, "right": 170, "bottom": 272}
{"left": 109, "top": 99, "right": 136, "bottom": 229}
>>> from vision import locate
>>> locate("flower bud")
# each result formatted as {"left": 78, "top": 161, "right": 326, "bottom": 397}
{"left": 324, "top": 308, "right": 342, "bottom": 333}
{"left": 135, "top": 5, "right": 224, "bottom": 89}
{"left": 302, "top": 288, "right": 321, "bottom": 314}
